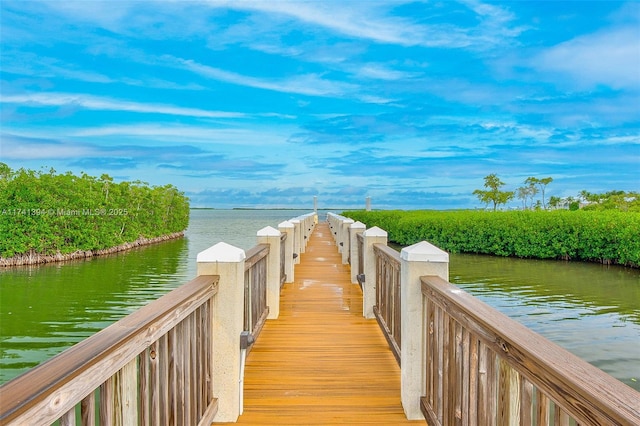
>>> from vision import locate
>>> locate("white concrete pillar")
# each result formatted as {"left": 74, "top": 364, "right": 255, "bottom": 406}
{"left": 336, "top": 217, "right": 346, "bottom": 253}
{"left": 362, "top": 226, "right": 387, "bottom": 319}
{"left": 327, "top": 213, "right": 339, "bottom": 245}
{"left": 278, "top": 220, "right": 295, "bottom": 283}
{"left": 341, "top": 218, "right": 354, "bottom": 264}
{"left": 196, "top": 243, "right": 246, "bottom": 422}
{"left": 291, "top": 219, "right": 301, "bottom": 264}
{"left": 400, "top": 241, "right": 449, "bottom": 420}
{"left": 302, "top": 214, "right": 312, "bottom": 250}
{"left": 257, "top": 226, "right": 281, "bottom": 319}
{"left": 329, "top": 214, "right": 340, "bottom": 249}
{"left": 349, "top": 221, "right": 366, "bottom": 284}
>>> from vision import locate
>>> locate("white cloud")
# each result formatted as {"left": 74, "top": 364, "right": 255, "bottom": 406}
{"left": 217, "top": 1, "right": 426, "bottom": 46}
{"left": 1, "top": 92, "right": 246, "bottom": 119}
{"left": 355, "top": 64, "right": 421, "bottom": 81}
{"left": 533, "top": 26, "right": 640, "bottom": 90}
{"left": 38, "top": 0, "right": 214, "bottom": 40}
{"left": 206, "top": 0, "right": 522, "bottom": 49}
{"left": 0, "top": 135, "right": 95, "bottom": 160}
{"left": 69, "top": 124, "right": 292, "bottom": 146}
{"left": 176, "top": 58, "right": 356, "bottom": 97}
{"left": 41, "top": 1, "right": 132, "bottom": 28}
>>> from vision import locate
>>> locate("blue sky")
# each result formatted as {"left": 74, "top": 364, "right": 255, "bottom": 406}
{"left": 1, "top": 1, "right": 639, "bottom": 209}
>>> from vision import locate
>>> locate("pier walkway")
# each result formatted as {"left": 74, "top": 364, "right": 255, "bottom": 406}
{"left": 5, "top": 215, "right": 636, "bottom": 425}
{"left": 220, "top": 222, "right": 422, "bottom": 425}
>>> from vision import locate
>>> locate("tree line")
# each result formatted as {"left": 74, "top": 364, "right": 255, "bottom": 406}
{"left": 473, "top": 173, "right": 639, "bottom": 212}
{"left": 343, "top": 209, "right": 639, "bottom": 268}
{"left": 0, "top": 163, "right": 190, "bottom": 259}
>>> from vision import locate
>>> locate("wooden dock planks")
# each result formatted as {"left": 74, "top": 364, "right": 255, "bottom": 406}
{"left": 218, "top": 222, "right": 424, "bottom": 425}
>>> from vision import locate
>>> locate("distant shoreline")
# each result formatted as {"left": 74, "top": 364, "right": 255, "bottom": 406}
{"left": 0, "top": 232, "right": 184, "bottom": 267}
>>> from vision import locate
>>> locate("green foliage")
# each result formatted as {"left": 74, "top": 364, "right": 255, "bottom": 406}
{"left": 579, "top": 190, "right": 640, "bottom": 212}
{"left": 0, "top": 164, "right": 190, "bottom": 258}
{"left": 343, "top": 209, "right": 640, "bottom": 268}
{"left": 524, "top": 176, "right": 553, "bottom": 209}
{"left": 473, "top": 173, "right": 514, "bottom": 211}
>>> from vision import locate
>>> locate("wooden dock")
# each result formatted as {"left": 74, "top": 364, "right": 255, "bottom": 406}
{"left": 3, "top": 214, "right": 638, "bottom": 425}
{"left": 219, "top": 222, "right": 423, "bottom": 425}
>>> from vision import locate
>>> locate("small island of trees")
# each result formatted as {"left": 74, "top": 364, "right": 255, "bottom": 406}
{"left": 0, "top": 163, "right": 190, "bottom": 266}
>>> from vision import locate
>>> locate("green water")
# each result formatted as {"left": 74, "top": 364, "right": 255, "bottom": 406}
{"left": 0, "top": 210, "right": 638, "bottom": 393}
{"left": 449, "top": 253, "right": 640, "bottom": 391}
{"left": 0, "top": 209, "right": 309, "bottom": 383}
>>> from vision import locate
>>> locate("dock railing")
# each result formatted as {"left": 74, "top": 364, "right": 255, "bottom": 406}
{"left": 0, "top": 275, "right": 220, "bottom": 426}
{"left": 330, "top": 212, "right": 640, "bottom": 424}
{"left": 0, "top": 212, "right": 317, "bottom": 425}
{"left": 372, "top": 243, "right": 401, "bottom": 365}
{"left": 244, "top": 243, "right": 269, "bottom": 340}
{"left": 420, "top": 274, "right": 640, "bottom": 425}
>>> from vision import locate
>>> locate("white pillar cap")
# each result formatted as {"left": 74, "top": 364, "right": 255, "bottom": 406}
{"left": 400, "top": 241, "right": 449, "bottom": 263}
{"left": 257, "top": 226, "right": 280, "bottom": 237}
{"left": 350, "top": 221, "right": 366, "bottom": 229}
{"left": 278, "top": 220, "right": 294, "bottom": 229}
{"left": 362, "top": 226, "right": 387, "bottom": 237}
{"left": 197, "top": 242, "right": 246, "bottom": 263}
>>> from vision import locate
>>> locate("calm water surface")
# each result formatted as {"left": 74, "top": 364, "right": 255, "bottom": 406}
{"left": 1, "top": 209, "right": 639, "bottom": 392}
{"left": 449, "top": 253, "right": 640, "bottom": 391}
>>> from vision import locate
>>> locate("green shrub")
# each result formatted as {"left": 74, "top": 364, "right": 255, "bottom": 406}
{"left": 343, "top": 209, "right": 639, "bottom": 268}
{"left": 0, "top": 165, "right": 190, "bottom": 257}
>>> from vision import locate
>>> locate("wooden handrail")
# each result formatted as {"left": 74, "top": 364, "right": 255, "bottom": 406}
{"left": 420, "top": 275, "right": 640, "bottom": 425}
{"left": 0, "top": 275, "right": 219, "bottom": 425}
{"left": 356, "top": 233, "right": 364, "bottom": 279}
{"left": 244, "top": 244, "right": 270, "bottom": 345}
{"left": 373, "top": 243, "right": 401, "bottom": 364}
{"left": 245, "top": 243, "right": 269, "bottom": 271}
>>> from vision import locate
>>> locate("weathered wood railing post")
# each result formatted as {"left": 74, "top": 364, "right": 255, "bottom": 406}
{"left": 197, "top": 243, "right": 246, "bottom": 422}
{"left": 362, "top": 226, "right": 387, "bottom": 319}
{"left": 278, "top": 220, "right": 295, "bottom": 283}
{"left": 349, "top": 221, "right": 366, "bottom": 284}
{"left": 257, "top": 226, "right": 281, "bottom": 319}
{"left": 400, "top": 241, "right": 449, "bottom": 420}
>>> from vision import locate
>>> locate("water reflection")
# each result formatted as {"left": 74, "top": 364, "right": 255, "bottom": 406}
{"left": 0, "top": 237, "right": 188, "bottom": 382}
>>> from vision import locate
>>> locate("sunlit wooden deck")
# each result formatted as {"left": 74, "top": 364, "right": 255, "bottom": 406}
{"left": 219, "top": 222, "right": 423, "bottom": 425}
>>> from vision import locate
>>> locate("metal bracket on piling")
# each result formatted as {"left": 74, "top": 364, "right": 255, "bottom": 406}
{"left": 239, "top": 331, "right": 255, "bottom": 416}
{"left": 357, "top": 274, "right": 365, "bottom": 290}
{"left": 240, "top": 331, "right": 255, "bottom": 350}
